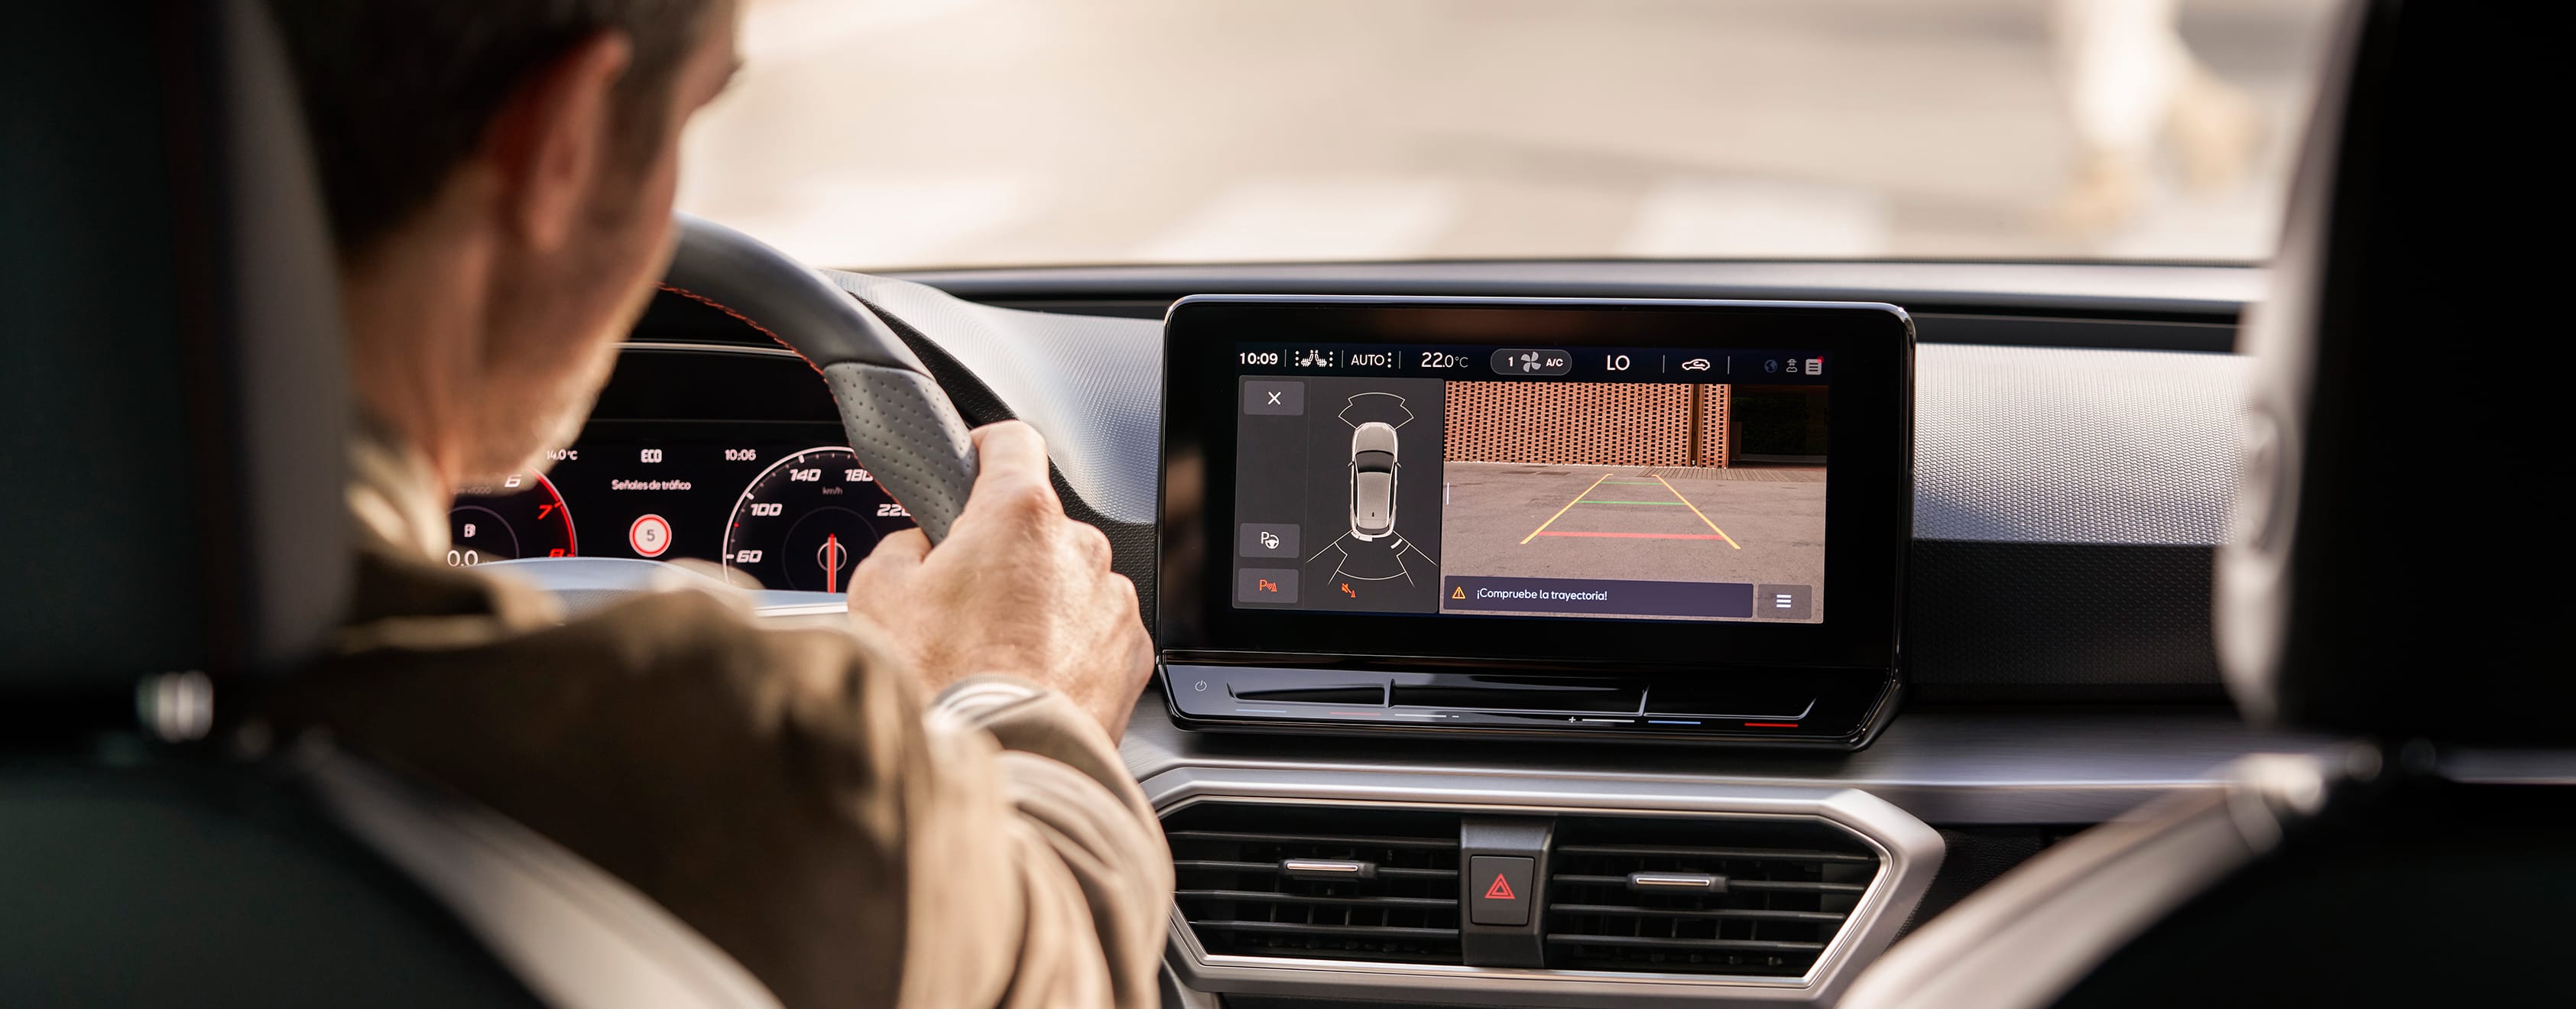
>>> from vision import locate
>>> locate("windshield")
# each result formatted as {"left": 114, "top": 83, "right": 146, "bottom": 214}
{"left": 677, "top": 0, "right": 2338, "bottom": 270}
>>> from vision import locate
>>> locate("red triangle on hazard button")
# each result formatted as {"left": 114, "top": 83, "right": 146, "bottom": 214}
{"left": 1484, "top": 873, "right": 1517, "bottom": 900}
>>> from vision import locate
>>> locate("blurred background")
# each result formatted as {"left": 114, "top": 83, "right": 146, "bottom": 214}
{"left": 675, "top": 0, "right": 2338, "bottom": 271}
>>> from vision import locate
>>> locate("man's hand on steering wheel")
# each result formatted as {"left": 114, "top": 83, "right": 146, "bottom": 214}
{"left": 845, "top": 420, "right": 1153, "bottom": 738}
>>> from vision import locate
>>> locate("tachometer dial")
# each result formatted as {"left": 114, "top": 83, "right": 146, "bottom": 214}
{"left": 721, "top": 447, "right": 914, "bottom": 592}
{"left": 448, "top": 470, "right": 575, "bottom": 566}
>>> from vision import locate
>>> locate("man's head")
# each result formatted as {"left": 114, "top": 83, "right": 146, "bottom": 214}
{"left": 269, "top": 0, "right": 739, "bottom": 485}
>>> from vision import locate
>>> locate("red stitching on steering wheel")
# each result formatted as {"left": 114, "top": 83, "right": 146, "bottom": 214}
{"left": 654, "top": 282, "right": 822, "bottom": 377}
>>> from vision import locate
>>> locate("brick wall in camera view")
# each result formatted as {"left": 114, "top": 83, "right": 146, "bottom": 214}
{"left": 1444, "top": 381, "right": 1731, "bottom": 467}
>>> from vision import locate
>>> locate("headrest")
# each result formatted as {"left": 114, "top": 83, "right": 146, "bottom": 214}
{"left": 2221, "top": 1, "right": 2571, "bottom": 744}
{"left": 0, "top": 5, "right": 349, "bottom": 700}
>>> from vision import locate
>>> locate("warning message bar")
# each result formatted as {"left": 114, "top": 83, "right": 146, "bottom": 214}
{"left": 1439, "top": 575, "right": 1754, "bottom": 619}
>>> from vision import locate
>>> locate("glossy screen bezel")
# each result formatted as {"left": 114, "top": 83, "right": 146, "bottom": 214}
{"left": 1157, "top": 296, "right": 1913, "bottom": 673}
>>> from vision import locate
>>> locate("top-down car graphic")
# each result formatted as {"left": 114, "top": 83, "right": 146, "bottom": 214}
{"left": 1348, "top": 421, "right": 1398, "bottom": 540}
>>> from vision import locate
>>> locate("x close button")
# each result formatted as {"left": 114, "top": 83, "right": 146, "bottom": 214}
{"left": 1468, "top": 855, "right": 1534, "bottom": 926}
{"left": 1242, "top": 380, "right": 1304, "bottom": 416}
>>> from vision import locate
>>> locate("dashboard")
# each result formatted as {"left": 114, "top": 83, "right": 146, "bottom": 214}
{"left": 540, "top": 261, "right": 2264, "bottom": 712}
{"left": 490, "top": 261, "right": 2516, "bottom": 1008}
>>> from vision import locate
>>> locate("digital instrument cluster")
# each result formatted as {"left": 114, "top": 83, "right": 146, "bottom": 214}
{"left": 446, "top": 419, "right": 915, "bottom": 592}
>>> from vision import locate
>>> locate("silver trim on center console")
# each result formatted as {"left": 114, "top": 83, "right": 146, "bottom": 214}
{"left": 1631, "top": 872, "right": 1724, "bottom": 891}
{"left": 1144, "top": 767, "right": 1944, "bottom": 1007}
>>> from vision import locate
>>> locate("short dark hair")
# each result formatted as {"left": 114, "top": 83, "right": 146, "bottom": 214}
{"left": 265, "top": 0, "right": 719, "bottom": 257}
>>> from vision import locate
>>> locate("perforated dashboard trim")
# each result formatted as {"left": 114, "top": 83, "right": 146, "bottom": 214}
{"left": 1916, "top": 345, "right": 2243, "bottom": 547}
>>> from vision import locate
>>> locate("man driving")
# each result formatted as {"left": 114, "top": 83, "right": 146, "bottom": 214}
{"left": 258, "top": 2, "right": 1167, "bottom": 1006}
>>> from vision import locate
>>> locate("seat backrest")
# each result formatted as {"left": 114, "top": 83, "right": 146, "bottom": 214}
{"left": 2, "top": 9, "right": 784, "bottom": 1007}
{"left": 1844, "top": 6, "right": 2575, "bottom": 1007}
{"left": 2218, "top": 0, "right": 2573, "bottom": 745}
{"left": 0, "top": 7, "right": 539, "bottom": 1004}
{"left": 1, "top": 2, "right": 348, "bottom": 727}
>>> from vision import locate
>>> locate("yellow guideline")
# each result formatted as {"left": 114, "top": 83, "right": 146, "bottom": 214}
{"left": 1520, "top": 472, "right": 1615, "bottom": 544}
{"left": 1652, "top": 473, "right": 1741, "bottom": 550}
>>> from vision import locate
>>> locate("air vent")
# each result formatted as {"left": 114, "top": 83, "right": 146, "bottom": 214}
{"left": 1544, "top": 815, "right": 1879, "bottom": 977}
{"left": 1166, "top": 802, "right": 1463, "bottom": 964}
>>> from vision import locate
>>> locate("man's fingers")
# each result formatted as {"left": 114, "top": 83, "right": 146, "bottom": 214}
{"left": 845, "top": 528, "right": 928, "bottom": 629}
{"left": 1127, "top": 628, "right": 1156, "bottom": 686}
{"left": 962, "top": 420, "right": 1059, "bottom": 521}
{"left": 1071, "top": 520, "right": 1114, "bottom": 569}
{"left": 856, "top": 527, "right": 931, "bottom": 570}
{"left": 969, "top": 421, "right": 1048, "bottom": 485}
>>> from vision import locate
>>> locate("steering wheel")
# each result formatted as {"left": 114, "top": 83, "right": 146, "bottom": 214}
{"left": 658, "top": 214, "right": 979, "bottom": 543}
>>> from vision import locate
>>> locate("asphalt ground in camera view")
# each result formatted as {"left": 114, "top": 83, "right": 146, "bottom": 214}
{"left": 1437, "top": 462, "right": 1825, "bottom": 617}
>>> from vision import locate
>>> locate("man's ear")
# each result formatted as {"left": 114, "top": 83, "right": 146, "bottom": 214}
{"left": 481, "top": 32, "right": 634, "bottom": 251}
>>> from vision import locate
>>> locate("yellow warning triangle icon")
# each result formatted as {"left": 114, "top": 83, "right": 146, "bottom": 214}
{"left": 1452, "top": 586, "right": 1467, "bottom": 599}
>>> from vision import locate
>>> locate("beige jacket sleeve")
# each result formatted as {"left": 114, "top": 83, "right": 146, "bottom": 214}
{"left": 904, "top": 676, "right": 1173, "bottom": 1009}
{"left": 274, "top": 544, "right": 1172, "bottom": 1009}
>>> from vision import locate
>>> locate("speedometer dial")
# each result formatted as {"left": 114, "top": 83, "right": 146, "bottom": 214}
{"left": 448, "top": 470, "right": 575, "bottom": 566}
{"left": 721, "top": 447, "right": 914, "bottom": 592}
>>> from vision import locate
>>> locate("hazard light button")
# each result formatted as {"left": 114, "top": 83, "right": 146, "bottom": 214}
{"left": 1468, "top": 855, "right": 1535, "bottom": 926}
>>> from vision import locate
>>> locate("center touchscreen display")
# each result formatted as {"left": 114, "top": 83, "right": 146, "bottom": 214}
{"left": 1229, "top": 343, "right": 1828, "bottom": 625}
{"left": 1161, "top": 295, "right": 1911, "bottom": 691}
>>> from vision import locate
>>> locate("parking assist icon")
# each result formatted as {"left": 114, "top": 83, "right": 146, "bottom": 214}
{"left": 1348, "top": 421, "right": 1400, "bottom": 540}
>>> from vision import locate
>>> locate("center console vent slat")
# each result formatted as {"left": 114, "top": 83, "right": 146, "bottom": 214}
{"left": 1543, "top": 815, "right": 1880, "bottom": 977}
{"left": 1166, "top": 803, "right": 1464, "bottom": 965}
{"left": 1554, "top": 843, "right": 1876, "bottom": 863}
{"left": 1166, "top": 829, "right": 1458, "bottom": 850}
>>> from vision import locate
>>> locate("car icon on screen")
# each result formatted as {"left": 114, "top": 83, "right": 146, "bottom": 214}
{"left": 1349, "top": 421, "right": 1399, "bottom": 540}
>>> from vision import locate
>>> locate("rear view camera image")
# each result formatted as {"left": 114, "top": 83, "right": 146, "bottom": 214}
{"left": 1231, "top": 346, "right": 1826, "bottom": 625}
{"left": 1437, "top": 379, "right": 1822, "bottom": 622}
